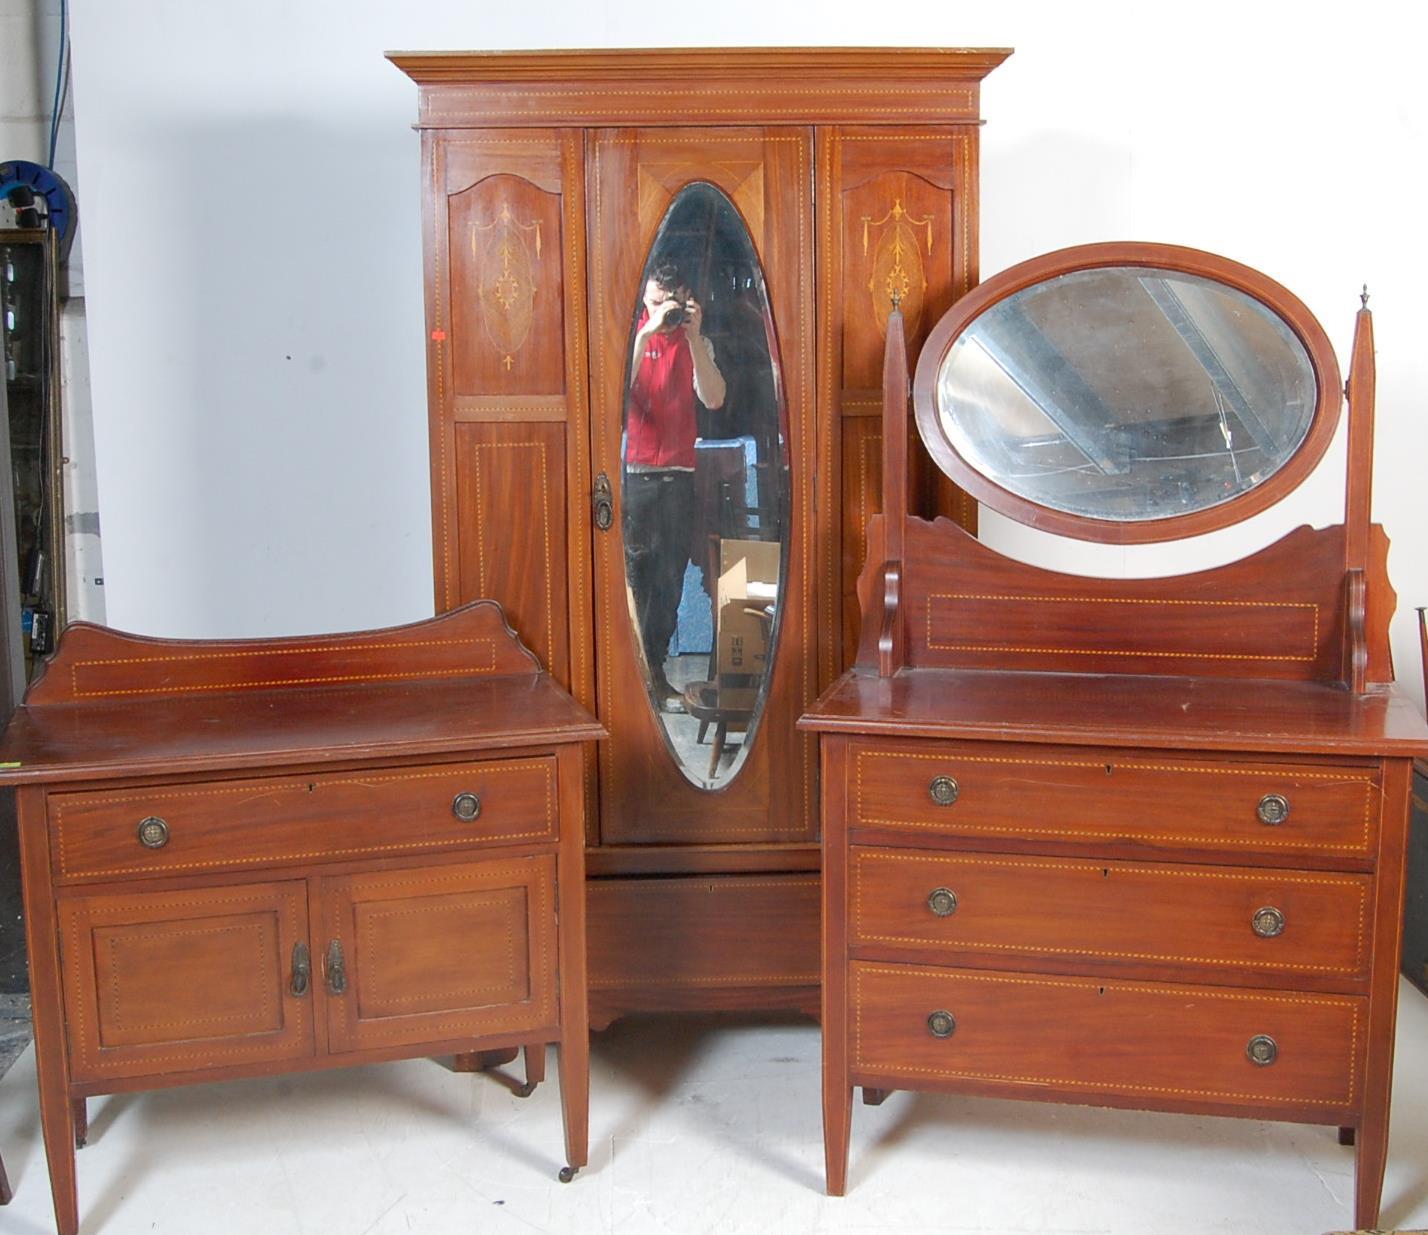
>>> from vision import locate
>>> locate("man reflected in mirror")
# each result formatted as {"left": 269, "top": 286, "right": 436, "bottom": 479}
{"left": 625, "top": 261, "right": 727, "bottom": 706}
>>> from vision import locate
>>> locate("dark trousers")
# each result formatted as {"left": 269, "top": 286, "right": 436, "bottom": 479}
{"left": 623, "top": 469, "right": 695, "bottom": 689}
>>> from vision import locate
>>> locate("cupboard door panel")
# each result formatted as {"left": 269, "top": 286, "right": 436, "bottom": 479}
{"left": 454, "top": 422, "right": 569, "bottom": 683}
{"left": 59, "top": 881, "right": 313, "bottom": 1082}
{"left": 322, "top": 855, "right": 558, "bottom": 1054}
{"left": 426, "top": 130, "right": 593, "bottom": 718}
{"left": 587, "top": 127, "right": 816, "bottom": 844}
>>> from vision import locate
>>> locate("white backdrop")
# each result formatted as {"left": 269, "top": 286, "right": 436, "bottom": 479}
{"left": 67, "top": 1, "right": 1428, "bottom": 710}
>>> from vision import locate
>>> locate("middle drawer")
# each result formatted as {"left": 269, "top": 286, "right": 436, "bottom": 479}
{"left": 849, "top": 847, "right": 1371, "bottom": 985}
{"left": 50, "top": 756, "right": 558, "bottom": 884}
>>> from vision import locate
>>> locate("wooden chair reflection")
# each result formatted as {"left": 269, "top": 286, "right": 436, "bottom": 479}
{"left": 683, "top": 603, "right": 773, "bottom": 779}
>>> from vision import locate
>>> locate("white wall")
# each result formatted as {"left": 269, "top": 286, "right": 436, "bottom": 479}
{"left": 66, "top": 1, "right": 1428, "bottom": 709}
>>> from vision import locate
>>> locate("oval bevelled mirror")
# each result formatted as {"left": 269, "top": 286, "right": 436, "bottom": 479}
{"left": 913, "top": 243, "right": 1342, "bottom": 543}
{"left": 621, "top": 182, "right": 789, "bottom": 791}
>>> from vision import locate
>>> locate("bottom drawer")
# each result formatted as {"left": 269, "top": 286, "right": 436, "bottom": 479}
{"left": 850, "top": 962, "right": 1363, "bottom": 1113}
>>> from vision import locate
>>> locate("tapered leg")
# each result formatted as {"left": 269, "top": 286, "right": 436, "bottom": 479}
{"left": 821, "top": 737, "right": 853, "bottom": 1196}
{"left": 18, "top": 788, "right": 80, "bottom": 1235}
{"left": 555, "top": 745, "right": 590, "bottom": 1181}
{"left": 524, "top": 1044, "right": 547, "bottom": 1089}
{"left": 1338, "top": 1125, "right": 1355, "bottom": 1147}
{"left": 72, "top": 1098, "right": 87, "bottom": 1148}
{"left": 0, "top": 1148, "right": 11, "bottom": 1204}
{"left": 1354, "top": 1114, "right": 1389, "bottom": 1231}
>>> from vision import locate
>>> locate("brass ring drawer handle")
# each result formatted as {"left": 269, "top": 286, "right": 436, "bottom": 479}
{"left": 929, "top": 776, "right": 959, "bottom": 807}
{"left": 927, "top": 887, "right": 959, "bottom": 917}
{"left": 1247, "top": 1034, "right": 1278, "bottom": 1066}
{"left": 1252, "top": 906, "right": 1286, "bottom": 938}
{"left": 1256, "top": 793, "right": 1290, "bottom": 826}
{"left": 136, "top": 816, "right": 170, "bottom": 849}
{"left": 927, "top": 1009, "right": 957, "bottom": 1039}
{"left": 452, "top": 792, "right": 482, "bottom": 822}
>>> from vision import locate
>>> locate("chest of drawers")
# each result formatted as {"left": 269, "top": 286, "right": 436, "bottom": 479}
{"left": 805, "top": 672, "right": 1426, "bottom": 1229}
{"left": 0, "top": 602, "right": 602, "bottom": 1235}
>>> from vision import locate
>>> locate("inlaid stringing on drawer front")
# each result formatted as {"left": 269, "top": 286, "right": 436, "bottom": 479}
{"left": 850, "top": 963, "right": 1363, "bottom": 1109}
{"left": 51, "top": 758, "right": 557, "bottom": 882}
{"left": 849, "top": 743, "right": 1379, "bottom": 856}
{"left": 848, "top": 848, "right": 1371, "bottom": 979}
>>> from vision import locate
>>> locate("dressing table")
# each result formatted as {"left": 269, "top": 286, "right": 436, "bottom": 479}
{"left": 802, "top": 243, "right": 1428, "bottom": 1228}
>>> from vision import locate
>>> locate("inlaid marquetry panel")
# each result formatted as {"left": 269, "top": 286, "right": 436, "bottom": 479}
{"left": 449, "top": 173, "right": 564, "bottom": 396}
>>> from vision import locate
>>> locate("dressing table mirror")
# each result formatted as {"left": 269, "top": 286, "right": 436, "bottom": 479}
{"left": 803, "top": 241, "right": 1428, "bottom": 1229}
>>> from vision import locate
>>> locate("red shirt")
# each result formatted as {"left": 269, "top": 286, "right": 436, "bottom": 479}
{"left": 625, "top": 314, "right": 697, "bottom": 469}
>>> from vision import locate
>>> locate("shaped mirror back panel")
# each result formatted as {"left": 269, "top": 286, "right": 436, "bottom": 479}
{"left": 621, "top": 182, "right": 790, "bottom": 790}
{"left": 913, "top": 243, "right": 1343, "bottom": 543}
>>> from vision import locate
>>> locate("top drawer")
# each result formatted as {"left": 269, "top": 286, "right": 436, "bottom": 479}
{"left": 50, "top": 756, "right": 558, "bottom": 883}
{"left": 848, "top": 739, "right": 1379, "bottom": 861}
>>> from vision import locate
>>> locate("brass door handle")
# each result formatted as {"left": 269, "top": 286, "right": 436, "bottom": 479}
{"left": 324, "top": 940, "right": 348, "bottom": 996}
{"left": 290, "top": 942, "right": 311, "bottom": 997}
{"left": 593, "top": 472, "right": 614, "bottom": 532}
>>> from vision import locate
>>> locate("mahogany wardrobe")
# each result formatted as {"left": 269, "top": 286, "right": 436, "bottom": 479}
{"left": 389, "top": 47, "right": 1010, "bottom": 1024}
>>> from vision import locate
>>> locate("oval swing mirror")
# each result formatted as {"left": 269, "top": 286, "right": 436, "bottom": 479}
{"left": 913, "top": 243, "right": 1342, "bottom": 543}
{"left": 621, "top": 182, "right": 790, "bottom": 790}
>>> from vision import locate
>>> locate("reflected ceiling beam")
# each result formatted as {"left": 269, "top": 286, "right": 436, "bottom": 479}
{"left": 977, "top": 303, "right": 1124, "bottom": 475}
{"left": 1136, "top": 277, "right": 1275, "bottom": 453}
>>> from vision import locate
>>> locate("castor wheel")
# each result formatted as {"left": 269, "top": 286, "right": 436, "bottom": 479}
{"left": 514, "top": 1081, "right": 537, "bottom": 1098}
{"left": 558, "top": 1165, "right": 579, "bottom": 1183}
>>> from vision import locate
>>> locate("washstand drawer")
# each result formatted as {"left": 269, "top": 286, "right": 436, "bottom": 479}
{"left": 850, "top": 962, "right": 1363, "bottom": 1113}
{"left": 50, "top": 756, "right": 558, "bottom": 883}
{"left": 849, "top": 848, "right": 1371, "bottom": 984}
{"left": 848, "top": 740, "right": 1379, "bottom": 859}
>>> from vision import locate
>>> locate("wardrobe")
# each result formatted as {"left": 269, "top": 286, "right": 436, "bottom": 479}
{"left": 389, "top": 48, "right": 1010, "bottom": 1022}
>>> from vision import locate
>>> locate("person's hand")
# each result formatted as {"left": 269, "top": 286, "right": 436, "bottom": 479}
{"left": 682, "top": 298, "right": 704, "bottom": 339}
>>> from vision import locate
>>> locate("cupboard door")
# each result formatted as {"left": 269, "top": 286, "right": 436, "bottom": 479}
{"left": 817, "top": 127, "right": 981, "bottom": 677}
{"left": 425, "top": 128, "right": 593, "bottom": 708}
{"left": 321, "top": 856, "right": 558, "bottom": 1054}
{"left": 587, "top": 126, "right": 816, "bottom": 844}
{"left": 58, "top": 881, "right": 314, "bottom": 1082}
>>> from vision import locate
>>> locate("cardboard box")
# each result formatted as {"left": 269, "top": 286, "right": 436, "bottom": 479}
{"left": 716, "top": 539, "right": 780, "bottom": 693}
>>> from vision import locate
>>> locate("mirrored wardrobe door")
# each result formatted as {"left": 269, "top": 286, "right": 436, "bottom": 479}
{"left": 587, "top": 128, "right": 815, "bottom": 845}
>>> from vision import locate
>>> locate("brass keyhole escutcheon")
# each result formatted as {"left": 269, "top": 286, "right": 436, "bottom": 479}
{"left": 1256, "top": 793, "right": 1290, "bottom": 826}
{"left": 136, "top": 816, "right": 170, "bottom": 849}
{"left": 1252, "top": 906, "right": 1285, "bottom": 938}
{"left": 927, "top": 887, "right": 959, "bottom": 917}
{"left": 929, "top": 776, "right": 959, "bottom": 807}
{"left": 452, "top": 792, "right": 482, "bottom": 822}
{"left": 927, "top": 1009, "right": 957, "bottom": 1039}
{"left": 1247, "top": 1034, "right": 1278, "bottom": 1066}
